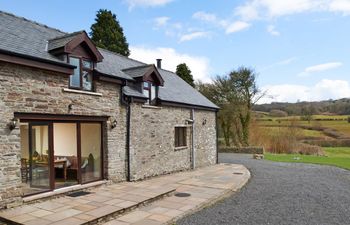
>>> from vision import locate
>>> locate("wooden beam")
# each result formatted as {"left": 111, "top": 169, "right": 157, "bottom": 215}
{"left": 15, "top": 112, "right": 109, "bottom": 122}
{"left": 0, "top": 52, "right": 74, "bottom": 75}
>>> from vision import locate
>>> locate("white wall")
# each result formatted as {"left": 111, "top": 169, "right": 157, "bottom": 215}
{"left": 53, "top": 123, "right": 77, "bottom": 156}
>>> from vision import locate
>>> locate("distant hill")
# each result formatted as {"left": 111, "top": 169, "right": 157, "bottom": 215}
{"left": 253, "top": 98, "right": 350, "bottom": 116}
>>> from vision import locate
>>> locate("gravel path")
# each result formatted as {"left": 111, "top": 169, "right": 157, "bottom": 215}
{"left": 177, "top": 153, "right": 350, "bottom": 225}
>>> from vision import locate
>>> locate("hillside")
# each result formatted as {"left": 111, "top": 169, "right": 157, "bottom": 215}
{"left": 254, "top": 98, "right": 350, "bottom": 115}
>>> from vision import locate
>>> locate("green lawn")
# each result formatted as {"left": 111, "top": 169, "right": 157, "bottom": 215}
{"left": 265, "top": 147, "right": 350, "bottom": 170}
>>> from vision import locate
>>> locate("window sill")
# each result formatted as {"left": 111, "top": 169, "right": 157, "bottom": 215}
{"left": 174, "top": 146, "right": 188, "bottom": 151}
{"left": 63, "top": 88, "right": 102, "bottom": 97}
{"left": 142, "top": 104, "right": 162, "bottom": 109}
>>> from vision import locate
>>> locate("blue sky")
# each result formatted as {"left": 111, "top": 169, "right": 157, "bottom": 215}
{"left": 1, "top": 0, "right": 350, "bottom": 103}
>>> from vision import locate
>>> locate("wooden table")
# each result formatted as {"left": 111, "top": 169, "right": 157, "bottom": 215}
{"left": 35, "top": 159, "right": 67, "bottom": 181}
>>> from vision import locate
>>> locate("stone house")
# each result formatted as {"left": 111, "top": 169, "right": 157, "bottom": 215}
{"left": 0, "top": 11, "right": 219, "bottom": 208}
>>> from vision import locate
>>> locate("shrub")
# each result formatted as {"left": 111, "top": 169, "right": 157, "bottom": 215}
{"left": 269, "top": 109, "right": 288, "bottom": 117}
{"left": 296, "top": 143, "right": 324, "bottom": 156}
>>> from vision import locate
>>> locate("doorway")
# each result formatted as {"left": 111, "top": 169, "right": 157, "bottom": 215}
{"left": 20, "top": 120, "right": 103, "bottom": 196}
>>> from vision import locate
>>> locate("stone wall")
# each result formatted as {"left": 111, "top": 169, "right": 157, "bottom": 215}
{"left": 194, "top": 110, "right": 217, "bottom": 167}
{"left": 129, "top": 104, "right": 217, "bottom": 180}
{"left": 129, "top": 104, "right": 192, "bottom": 180}
{"left": 0, "top": 62, "right": 127, "bottom": 208}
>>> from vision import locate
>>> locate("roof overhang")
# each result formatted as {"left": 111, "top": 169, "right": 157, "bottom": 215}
{"left": 49, "top": 31, "right": 103, "bottom": 62}
{"left": 122, "top": 64, "right": 164, "bottom": 86}
{"left": 0, "top": 49, "right": 75, "bottom": 75}
{"left": 142, "top": 65, "right": 164, "bottom": 86}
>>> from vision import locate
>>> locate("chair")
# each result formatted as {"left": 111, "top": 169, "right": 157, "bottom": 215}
{"left": 21, "top": 158, "right": 29, "bottom": 183}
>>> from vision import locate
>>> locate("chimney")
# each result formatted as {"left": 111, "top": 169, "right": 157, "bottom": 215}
{"left": 156, "top": 59, "right": 162, "bottom": 69}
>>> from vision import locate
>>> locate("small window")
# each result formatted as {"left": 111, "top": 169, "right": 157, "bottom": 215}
{"left": 175, "top": 127, "right": 187, "bottom": 148}
{"left": 69, "top": 57, "right": 93, "bottom": 91}
{"left": 143, "top": 82, "right": 157, "bottom": 105}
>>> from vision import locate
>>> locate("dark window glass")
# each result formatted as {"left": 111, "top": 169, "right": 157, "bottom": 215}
{"left": 175, "top": 127, "right": 187, "bottom": 147}
{"left": 143, "top": 82, "right": 157, "bottom": 105}
{"left": 69, "top": 57, "right": 81, "bottom": 87}
{"left": 69, "top": 57, "right": 93, "bottom": 91}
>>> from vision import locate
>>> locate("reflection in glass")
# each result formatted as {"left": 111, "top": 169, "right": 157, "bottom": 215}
{"left": 81, "top": 123, "right": 102, "bottom": 183}
{"left": 20, "top": 124, "right": 51, "bottom": 195}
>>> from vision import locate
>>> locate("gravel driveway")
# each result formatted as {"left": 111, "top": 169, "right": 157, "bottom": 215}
{"left": 177, "top": 153, "right": 350, "bottom": 225}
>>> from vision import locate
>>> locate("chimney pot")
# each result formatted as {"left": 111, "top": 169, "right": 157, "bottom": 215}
{"left": 156, "top": 59, "right": 162, "bottom": 69}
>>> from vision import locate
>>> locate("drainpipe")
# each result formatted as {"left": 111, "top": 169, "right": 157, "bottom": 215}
{"left": 126, "top": 98, "right": 131, "bottom": 181}
{"left": 191, "top": 109, "right": 195, "bottom": 169}
{"left": 215, "top": 111, "right": 219, "bottom": 164}
{"left": 121, "top": 82, "right": 132, "bottom": 182}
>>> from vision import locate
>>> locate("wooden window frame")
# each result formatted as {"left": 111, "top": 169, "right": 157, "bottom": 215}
{"left": 21, "top": 119, "right": 104, "bottom": 197}
{"left": 68, "top": 56, "right": 94, "bottom": 92}
{"left": 175, "top": 127, "right": 187, "bottom": 148}
{"left": 143, "top": 81, "right": 158, "bottom": 105}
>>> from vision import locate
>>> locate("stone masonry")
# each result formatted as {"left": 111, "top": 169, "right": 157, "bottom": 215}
{"left": 0, "top": 62, "right": 127, "bottom": 208}
{"left": 129, "top": 104, "right": 217, "bottom": 180}
{"left": 0, "top": 61, "right": 217, "bottom": 209}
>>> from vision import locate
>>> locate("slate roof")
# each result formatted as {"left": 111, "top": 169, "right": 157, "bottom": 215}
{"left": 48, "top": 31, "right": 84, "bottom": 51}
{"left": 0, "top": 11, "right": 219, "bottom": 110}
{"left": 122, "top": 86, "right": 147, "bottom": 99}
{"left": 0, "top": 11, "right": 67, "bottom": 64}
{"left": 122, "top": 65, "right": 153, "bottom": 78}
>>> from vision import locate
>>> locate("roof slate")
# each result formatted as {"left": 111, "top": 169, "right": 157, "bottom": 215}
{"left": 0, "top": 11, "right": 218, "bottom": 110}
{"left": 122, "top": 65, "right": 153, "bottom": 78}
{"left": 48, "top": 31, "right": 84, "bottom": 51}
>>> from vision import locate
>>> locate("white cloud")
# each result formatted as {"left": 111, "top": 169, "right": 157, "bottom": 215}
{"left": 130, "top": 46, "right": 212, "bottom": 82}
{"left": 225, "top": 21, "right": 251, "bottom": 34}
{"left": 267, "top": 25, "right": 280, "bottom": 36}
{"left": 298, "top": 62, "right": 342, "bottom": 77}
{"left": 235, "top": 0, "right": 350, "bottom": 21}
{"left": 260, "top": 57, "right": 297, "bottom": 71}
{"left": 154, "top": 17, "right": 170, "bottom": 27}
{"left": 259, "top": 79, "right": 350, "bottom": 103}
{"left": 329, "top": 0, "right": 350, "bottom": 15}
{"left": 305, "top": 62, "right": 342, "bottom": 73}
{"left": 125, "top": 0, "right": 173, "bottom": 9}
{"left": 192, "top": 11, "right": 217, "bottom": 22}
{"left": 192, "top": 11, "right": 251, "bottom": 34}
{"left": 179, "top": 31, "right": 210, "bottom": 42}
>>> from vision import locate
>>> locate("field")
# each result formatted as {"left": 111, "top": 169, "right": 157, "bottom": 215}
{"left": 265, "top": 147, "right": 350, "bottom": 170}
{"left": 255, "top": 114, "right": 350, "bottom": 139}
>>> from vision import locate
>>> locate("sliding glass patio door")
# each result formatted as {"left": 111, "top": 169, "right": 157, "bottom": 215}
{"left": 27, "top": 123, "right": 53, "bottom": 194}
{"left": 20, "top": 120, "right": 103, "bottom": 196}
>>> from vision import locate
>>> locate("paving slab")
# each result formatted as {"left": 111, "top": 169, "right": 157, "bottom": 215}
{"left": 0, "top": 163, "right": 250, "bottom": 225}
{"left": 0, "top": 181, "right": 175, "bottom": 225}
{"left": 103, "top": 163, "right": 250, "bottom": 225}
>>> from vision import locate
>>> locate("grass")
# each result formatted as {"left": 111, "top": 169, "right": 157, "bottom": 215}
{"left": 265, "top": 147, "right": 350, "bottom": 170}
{"left": 257, "top": 114, "right": 350, "bottom": 137}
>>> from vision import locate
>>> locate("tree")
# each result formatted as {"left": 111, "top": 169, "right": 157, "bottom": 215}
{"left": 90, "top": 9, "right": 130, "bottom": 56}
{"left": 197, "top": 67, "right": 262, "bottom": 147}
{"left": 176, "top": 63, "right": 195, "bottom": 87}
{"left": 231, "top": 67, "right": 262, "bottom": 146}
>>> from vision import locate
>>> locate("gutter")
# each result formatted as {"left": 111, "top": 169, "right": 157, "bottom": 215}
{"left": 0, "top": 48, "right": 75, "bottom": 68}
{"left": 160, "top": 99, "right": 219, "bottom": 112}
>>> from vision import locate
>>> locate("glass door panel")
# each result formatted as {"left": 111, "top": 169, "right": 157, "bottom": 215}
{"left": 27, "top": 124, "right": 51, "bottom": 195}
{"left": 80, "top": 123, "right": 102, "bottom": 183}
{"left": 53, "top": 123, "right": 78, "bottom": 188}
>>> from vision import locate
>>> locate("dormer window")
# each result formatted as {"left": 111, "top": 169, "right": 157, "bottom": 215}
{"left": 143, "top": 81, "right": 157, "bottom": 104}
{"left": 69, "top": 56, "right": 93, "bottom": 91}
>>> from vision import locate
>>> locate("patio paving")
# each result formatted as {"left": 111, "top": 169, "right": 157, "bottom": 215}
{"left": 0, "top": 163, "right": 250, "bottom": 225}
